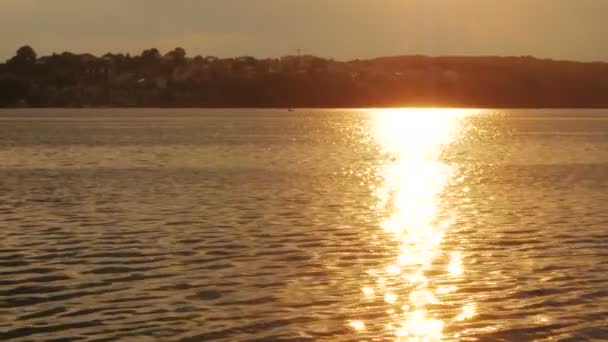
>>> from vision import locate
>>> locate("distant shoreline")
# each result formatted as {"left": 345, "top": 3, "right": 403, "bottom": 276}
{"left": 3, "top": 46, "right": 608, "bottom": 108}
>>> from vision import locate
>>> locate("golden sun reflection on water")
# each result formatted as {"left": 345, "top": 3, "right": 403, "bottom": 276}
{"left": 351, "top": 108, "right": 478, "bottom": 341}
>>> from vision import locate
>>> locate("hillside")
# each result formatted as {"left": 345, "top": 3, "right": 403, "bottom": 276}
{"left": 2, "top": 46, "right": 608, "bottom": 108}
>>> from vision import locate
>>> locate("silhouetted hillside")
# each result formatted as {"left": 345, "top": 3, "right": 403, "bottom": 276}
{"left": 2, "top": 46, "right": 608, "bottom": 108}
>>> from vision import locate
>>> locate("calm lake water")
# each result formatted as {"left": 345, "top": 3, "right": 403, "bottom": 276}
{"left": 1, "top": 108, "right": 607, "bottom": 341}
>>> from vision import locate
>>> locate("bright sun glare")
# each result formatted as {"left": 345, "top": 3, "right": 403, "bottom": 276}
{"left": 350, "top": 108, "right": 479, "bottom": 341}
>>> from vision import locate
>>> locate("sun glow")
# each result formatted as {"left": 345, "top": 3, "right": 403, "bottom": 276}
{"left": 352, "top": 108, "right": 479, "bottom": 341}
{"left": 349, "top": 320, "right": 366, "bottom": 331}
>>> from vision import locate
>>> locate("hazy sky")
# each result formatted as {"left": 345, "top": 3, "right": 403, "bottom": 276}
{"left": 2, "top": 0, "right": 607, "bottom": 61}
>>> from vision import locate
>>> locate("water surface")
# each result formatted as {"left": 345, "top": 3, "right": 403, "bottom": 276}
{"left": 1, "top": 108, "right": 607, "bottom": 341}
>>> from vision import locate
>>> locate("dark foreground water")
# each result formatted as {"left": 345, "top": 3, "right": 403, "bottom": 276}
{"left": 1, "top": 109, "right": 607, "bottom": 341}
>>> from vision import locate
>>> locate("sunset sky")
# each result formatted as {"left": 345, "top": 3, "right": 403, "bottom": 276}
{"left": 2, "top": 0, "right": 607, "bottom": 61}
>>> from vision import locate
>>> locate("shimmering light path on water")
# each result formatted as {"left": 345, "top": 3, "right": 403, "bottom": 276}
{"left": 1, "top": 109, "right": 607, "bottom": 341}
{"left": 349, "top": 109, "right": 478, "bottom": 341}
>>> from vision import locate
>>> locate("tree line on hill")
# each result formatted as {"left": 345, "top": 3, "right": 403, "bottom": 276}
{"left": 1, "top": 45, "right": 608, "bottom": 108}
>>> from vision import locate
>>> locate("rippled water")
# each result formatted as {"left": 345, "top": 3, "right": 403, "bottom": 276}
{"left": 1, "top": 108, "right": 607, "bottom": 341}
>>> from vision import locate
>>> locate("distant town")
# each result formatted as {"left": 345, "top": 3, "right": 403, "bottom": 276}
{"left": 1, "top": 46, "right": 608, "bottom": 108}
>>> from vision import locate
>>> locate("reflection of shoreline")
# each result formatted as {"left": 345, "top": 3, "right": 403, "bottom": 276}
{"left": 350, "top": 109, "right": 478, "bottom": 341}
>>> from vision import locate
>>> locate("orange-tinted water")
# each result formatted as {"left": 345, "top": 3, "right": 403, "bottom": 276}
{"left": 1, "top": 108, "right": 607, "bottom": 341}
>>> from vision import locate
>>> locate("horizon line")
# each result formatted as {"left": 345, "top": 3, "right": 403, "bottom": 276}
{"left": 3, "top": 46, "right": 608, "bottom": 65}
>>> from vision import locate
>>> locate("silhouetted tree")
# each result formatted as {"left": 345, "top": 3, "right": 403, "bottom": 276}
{"left": 8, "top": 45, "right": 37, "bottom": 65}
{"left": 140, "top": 48, "right": 161, "bottom": 64}
{"left": 166, "top": 47, "right": 187, "bottom": 64}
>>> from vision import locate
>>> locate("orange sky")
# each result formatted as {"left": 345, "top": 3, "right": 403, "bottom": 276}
{"left": 2, "top": 0, "right": 607, "bottom": 61}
